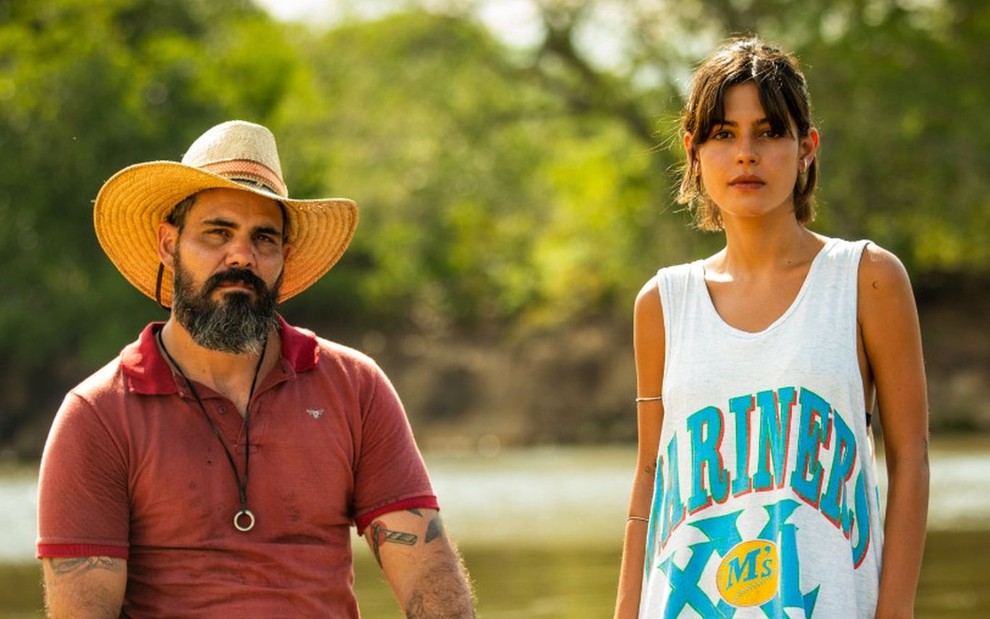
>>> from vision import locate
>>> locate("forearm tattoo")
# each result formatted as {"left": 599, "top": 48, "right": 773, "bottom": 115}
{"left": 46, "top": 556, "right": 123, "bottom": 576}
{"left": 368, "top": 510, "right": 446, "bottom": 567}
{"left": 367, "top": 511, "right": 474, "bottom": 617}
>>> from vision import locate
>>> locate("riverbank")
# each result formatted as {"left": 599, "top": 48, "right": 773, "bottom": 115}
{"left": 4, "top": 438, "right": 989, "bottom": 617}
{"left": 4, "top": 282, "right": 988, "bottom": 460}
{"left": 4, "top": 531, "right": 988, "bottom": 618}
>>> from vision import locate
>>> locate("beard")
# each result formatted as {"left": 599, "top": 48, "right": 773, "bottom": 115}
{"left": 171, "top": 254, "right": 282, "bottom": 355}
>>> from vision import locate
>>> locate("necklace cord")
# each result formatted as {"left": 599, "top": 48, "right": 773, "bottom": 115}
{"left": 156, "top": 328, "right": 267, "bottom": 527}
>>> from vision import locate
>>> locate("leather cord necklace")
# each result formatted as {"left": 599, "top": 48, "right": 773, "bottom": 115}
{"left": 157, "top": 328, "right": 267, "bottom": 532}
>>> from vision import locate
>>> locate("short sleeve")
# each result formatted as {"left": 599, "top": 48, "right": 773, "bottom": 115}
{"left": 37, "top": 391, "right": 131, "bottom": 559}
{"left": 351, "top": 366, "right": 437, "bottom": 534}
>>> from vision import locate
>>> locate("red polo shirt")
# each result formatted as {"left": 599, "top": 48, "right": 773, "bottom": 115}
{"left": 37, "top": 316, "right": 438, "bottom": 617}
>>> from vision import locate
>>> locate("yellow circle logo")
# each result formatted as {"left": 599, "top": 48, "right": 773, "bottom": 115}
{"left": 716, "top": 540, "right": 779, "bottom": 607}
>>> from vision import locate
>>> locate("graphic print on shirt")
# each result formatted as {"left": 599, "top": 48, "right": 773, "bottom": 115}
{"left": 644, "top": 385, "right": 872, "bottom": 618}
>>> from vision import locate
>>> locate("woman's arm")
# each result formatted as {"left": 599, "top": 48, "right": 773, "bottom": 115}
{"left": 858, "top": 244, "right": 930, "bottom": 619}
{"left": 614, "top": 278, "right": 666, "bottom": 619}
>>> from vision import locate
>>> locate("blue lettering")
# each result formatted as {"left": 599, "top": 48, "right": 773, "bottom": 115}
{"left": 820, "top": 411, "right": 857, "bottom": 531}
{"left": 726, "top": 548, "right": 760, "bottom": 587}
{"left": 850, "top": 469, "right": 872, "bottom": 567}
{"left": 758, "top": 500, "right": 820, "bottom": 617}
{"left": 687, "top": 406, "right": 729, "bottom": 512}
{"left": 789, "top": 389, "right": 832, "bottom": 508}
{"left": 659, "top": 437, "right": 686, "bottom": 545}
{"left": 728, "top": 394, "right": 754, "bottom": 496}
{"left": 754, "top": 387, "right": 796, "bottom": 491}
{"left": 663, "top": 511, "right": 743, "bottom": 618}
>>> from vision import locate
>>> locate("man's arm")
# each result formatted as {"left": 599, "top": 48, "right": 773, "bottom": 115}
{"left": 42, "top": 556, "right": 127, "bottom": 619}
{"left": 363, "top": 509, "right": 475, "bottom": 618}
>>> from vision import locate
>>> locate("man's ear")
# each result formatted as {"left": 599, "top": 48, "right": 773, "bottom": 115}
{"left": 157, "top": 223, "right": 178, "bottom": 268}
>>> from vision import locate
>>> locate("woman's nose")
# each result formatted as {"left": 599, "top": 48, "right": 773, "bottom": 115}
{"left": 736, "top": 137, "right": 759, "bottom": 165}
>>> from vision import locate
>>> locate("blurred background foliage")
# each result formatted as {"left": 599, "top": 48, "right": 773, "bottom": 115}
{"left": 1, "top": 0, "right": 988, "bottom": 456}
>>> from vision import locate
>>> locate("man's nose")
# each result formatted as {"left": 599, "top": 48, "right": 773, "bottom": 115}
{"left": 224, "top": 235, "right": 256, "bottom": 270}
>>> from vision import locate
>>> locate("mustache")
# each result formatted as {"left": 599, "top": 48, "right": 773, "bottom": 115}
{"left": 203, "top": 268, "right": 268, "bottom": 296}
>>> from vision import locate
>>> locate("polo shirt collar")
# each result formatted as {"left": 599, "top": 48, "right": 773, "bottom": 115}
{"left": 121, "top": 314, "right": 319, "bottom": 395}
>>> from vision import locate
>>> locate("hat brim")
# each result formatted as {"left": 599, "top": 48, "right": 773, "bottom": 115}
{"left": 94, "top": 161, "right": 358, "bottom": 307}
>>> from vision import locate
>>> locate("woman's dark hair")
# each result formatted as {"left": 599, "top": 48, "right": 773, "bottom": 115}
{"left": 677, "top": 37, "right": 819, "bottom": 231}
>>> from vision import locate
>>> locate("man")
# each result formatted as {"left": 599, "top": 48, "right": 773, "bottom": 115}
{"left": 36, "top": 120, "right": 476, "bottom": 618}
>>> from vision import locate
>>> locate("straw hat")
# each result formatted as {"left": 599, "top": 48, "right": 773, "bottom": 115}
{"left": 94, "top": 120, "right": 358, "bottom": 306}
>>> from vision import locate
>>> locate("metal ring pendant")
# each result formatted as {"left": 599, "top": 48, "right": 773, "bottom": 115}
{"left": 234, "top": 509, "right": 256, "bottom": 532}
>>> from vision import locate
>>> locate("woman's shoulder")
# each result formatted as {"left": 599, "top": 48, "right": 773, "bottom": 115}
{"left": 853, "top": 240, "right": 910, "bottom": 286}
{"left": 854, "top": 241, "right": 916, "bottom": 325}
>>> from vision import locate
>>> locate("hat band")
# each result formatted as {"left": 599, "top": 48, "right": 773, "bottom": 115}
{"left": 200, "top": 160, "right": 288, "bottom": 197}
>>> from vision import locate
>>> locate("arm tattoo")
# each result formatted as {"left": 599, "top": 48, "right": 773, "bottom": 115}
{"left": 47, "top": 556, "right": 123, "bottom": 576}
{"left": 407, "top": 509, "right": 445, "bottom": 544}
{"left": 369, "top": 520, "right": 418, "bottom": 567}
{"left": 425, "top": 515, "right": 444, "bottom": 543}
{"left": 368, "top": 512, "right": 447, "bottom": 567}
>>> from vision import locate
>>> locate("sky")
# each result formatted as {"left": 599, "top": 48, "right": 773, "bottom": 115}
{"left": 251, "top": 0, "right": 632, "bottom": 70}
{"left": 252, "top": 0, "right": 546, "bottom": 49}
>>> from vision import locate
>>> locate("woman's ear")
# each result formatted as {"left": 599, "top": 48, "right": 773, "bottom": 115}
{"left": 684, "top": 133, "right": 696, "bottom": 169}
{"left": 801, "top": 127, "right": 820, "bottom": 164}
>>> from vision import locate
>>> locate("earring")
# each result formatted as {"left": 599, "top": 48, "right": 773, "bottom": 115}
{"left": 799, "top": 159, "right": 807, "bottom": 173}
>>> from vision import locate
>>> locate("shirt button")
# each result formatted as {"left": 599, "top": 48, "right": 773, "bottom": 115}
{"left": 217, "top": 405, "right": 227, "bottom": 414}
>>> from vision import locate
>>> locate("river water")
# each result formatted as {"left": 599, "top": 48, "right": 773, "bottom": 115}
{"left": 2, "top": 438, "right": 988, "bottom": 617}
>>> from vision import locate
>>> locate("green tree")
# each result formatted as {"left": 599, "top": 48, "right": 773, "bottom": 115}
{"left": 276, "top": 10, "right": 684, "bottom": 332}
{"left": 0, "top": 0, "right": 297, "bottom": 448}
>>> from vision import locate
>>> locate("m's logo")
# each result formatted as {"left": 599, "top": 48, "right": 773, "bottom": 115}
{"left": 717, "top": 540, "right": 779, "bottom": 607}
{"left": 306, "top": 408, "right": 324, "bottom": 419}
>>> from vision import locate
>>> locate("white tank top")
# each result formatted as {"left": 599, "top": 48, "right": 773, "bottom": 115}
{"left": 639, "top": 237, "right": 883, "bottom": 618}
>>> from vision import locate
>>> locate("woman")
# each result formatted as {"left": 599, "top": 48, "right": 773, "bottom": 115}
{"left": 614, "top": 38, "right": 929, "bottom": 618}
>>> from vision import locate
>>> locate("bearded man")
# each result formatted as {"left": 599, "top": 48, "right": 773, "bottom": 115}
{"left": 36, "top": 121, "right": 476, "bottom": 618}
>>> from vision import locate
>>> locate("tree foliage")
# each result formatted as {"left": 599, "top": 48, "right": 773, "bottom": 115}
{"left": 1, "top": 0, "right": 987, "bottom": 450}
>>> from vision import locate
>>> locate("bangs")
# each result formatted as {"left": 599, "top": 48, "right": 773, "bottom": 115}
{"left": 689, "top": 49, "right": 810, "bottom": 145}
{"left": 694, "top": 75, "right": 797, "bottom": 144}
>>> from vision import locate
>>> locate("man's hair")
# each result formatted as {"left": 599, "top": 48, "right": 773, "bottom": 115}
{"left": 165, "top": 194, "right": 198, "bottom": 230}
{"left": 165, "top": 192, "right": 291, "bottom": 243}
{"left": 677, "top": 37, "right": 819, "bottom": 231}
